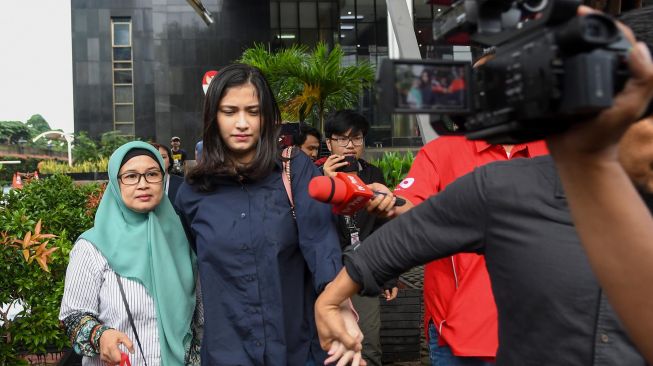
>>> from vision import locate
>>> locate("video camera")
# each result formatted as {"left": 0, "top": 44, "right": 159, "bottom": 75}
{"left": 377, "top": 0, "right": 631, "bottom": 144}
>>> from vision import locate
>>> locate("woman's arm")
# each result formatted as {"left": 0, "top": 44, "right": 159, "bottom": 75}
{"left": 59, "top": 240, "right": 134, "bottom": 361}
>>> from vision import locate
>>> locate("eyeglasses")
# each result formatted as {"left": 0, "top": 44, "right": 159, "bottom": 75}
{"left": 118, "top": 170, "right": 164, "bottom": 185}
{"left": 330, "top": 135, "right": 364, "bottom": 147}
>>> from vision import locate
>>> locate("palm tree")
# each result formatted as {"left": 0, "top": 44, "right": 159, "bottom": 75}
{"left": 240, "top": 42, "right": 375, "bottom": 133}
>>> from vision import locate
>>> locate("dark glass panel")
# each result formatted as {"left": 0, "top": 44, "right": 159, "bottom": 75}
{"left": 299, "top": 2, "right": 317, "bottom": 28}
{"left": 115, "top": 86, "right": 133, "bottom": 103}
{"left": 318, "top": 2, "right": 336, "bottom": 28}
{"left": 113, "top": 47, "right": 132, "bottom": 61}
{"left": 115, "top": 106, "right": 134, "bottom": 122}
{"left": 280, "top": 2, "right": 298, "bottom": 28}
{"left": 114, "top": 70, "right": 133, "bottom": 84}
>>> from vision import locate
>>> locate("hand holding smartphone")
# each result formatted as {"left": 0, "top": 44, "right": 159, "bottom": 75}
{"left": 335, "top": 155, "right": 358, "bottom": 173}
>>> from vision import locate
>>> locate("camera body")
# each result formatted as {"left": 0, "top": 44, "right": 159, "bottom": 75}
{"left": 377, "top": 0, "right": 630, "bottom": 144}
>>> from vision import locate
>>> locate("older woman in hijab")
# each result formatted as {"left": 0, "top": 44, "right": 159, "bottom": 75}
{"left": 59, "top": 141, "right": 196, "bottom": 366}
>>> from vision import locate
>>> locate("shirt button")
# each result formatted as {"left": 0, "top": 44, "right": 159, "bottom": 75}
{"left": 240, "top": 212, "right": 246, "bottom": 219}
{"left": 600, "top": 334, "right": 609, "bottom": 343}
{"left": 255, "top": 341, "right": 262, "bottom": 347}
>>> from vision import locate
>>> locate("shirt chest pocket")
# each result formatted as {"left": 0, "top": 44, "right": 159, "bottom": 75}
{"left": 262, "top": 187, "right": 298, "bottom": 252}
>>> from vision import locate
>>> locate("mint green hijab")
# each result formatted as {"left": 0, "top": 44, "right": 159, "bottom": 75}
{"left": 80, "top": 141, "right": 195, "bottom": 365}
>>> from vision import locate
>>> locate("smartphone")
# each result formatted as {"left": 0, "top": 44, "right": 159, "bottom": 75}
{"left": 335, "top": 155, "right": 358, "bottom": 173}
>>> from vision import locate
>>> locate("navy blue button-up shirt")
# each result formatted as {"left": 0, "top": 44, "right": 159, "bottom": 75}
{"left": 176, "top": 153, "right": 342, "bottom": 365}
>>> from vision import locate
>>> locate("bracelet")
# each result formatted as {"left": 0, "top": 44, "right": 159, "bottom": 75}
{"left": 91, "top": 324, "right": 112, "bottom": 353}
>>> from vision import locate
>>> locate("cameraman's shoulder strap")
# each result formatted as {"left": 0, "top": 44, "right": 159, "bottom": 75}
{"left": 281, "top": 146, "right": 296, "bottom": 219}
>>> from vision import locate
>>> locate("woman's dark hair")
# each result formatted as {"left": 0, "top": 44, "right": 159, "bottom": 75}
{"left": 187, "top": 64, "right": 281, "bottom": 191}
{"left": 150, "top": 142, "right": 172, "bottom": 172}
{"left": 324, "top": 110, "right": 370, "bottom": 139}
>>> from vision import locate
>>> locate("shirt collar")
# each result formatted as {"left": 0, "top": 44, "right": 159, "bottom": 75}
{"left": 474, "top": 140, "right": 493, "bottom": 153}
{"left": 474, "top": 140, "right": 533, "bottom": 156}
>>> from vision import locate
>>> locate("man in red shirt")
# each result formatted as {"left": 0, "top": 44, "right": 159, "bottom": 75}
{"left": 393, "top": 136, "right": 548, "bottom": 365}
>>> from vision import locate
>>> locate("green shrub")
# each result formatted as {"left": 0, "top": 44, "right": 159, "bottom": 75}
{"left": 38, "top": 158, "right": 109, "bottom": 174}
{"left": 370, "top": 151, "right": 415, "bottom": 189}
{"left": 0, "top": 175, "right": 103, "bottom": 362}
{"left": 0, "top": 157, "right": 40, "bottom": 187}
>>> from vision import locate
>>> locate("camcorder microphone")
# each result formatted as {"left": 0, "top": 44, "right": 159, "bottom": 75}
{"left": 308, "top": 173, "right": 406, "bottom": 215}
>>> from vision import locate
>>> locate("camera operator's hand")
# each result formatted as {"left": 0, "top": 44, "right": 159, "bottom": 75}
{"left": 545, "top": 6, "right": 653, "bottom": 364}
{"left": 323, "top": 155, "right": 349, "bottom": 178}
{"left": 547, "top": 6, "right": 653, "bottom": 160}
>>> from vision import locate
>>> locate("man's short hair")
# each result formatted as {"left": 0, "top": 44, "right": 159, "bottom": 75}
{"left": 324, "top": 110, "right": 370, "bottom": 138}
{"left": 294, "top": 124, "right": 322, "bottom": 146}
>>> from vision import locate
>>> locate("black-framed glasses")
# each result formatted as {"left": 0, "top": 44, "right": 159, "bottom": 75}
{"left": 330, "top": 135, "right": 364, "bottom": 147}
{"left": 118, "top": 170, "right": 164, "bottom": 185}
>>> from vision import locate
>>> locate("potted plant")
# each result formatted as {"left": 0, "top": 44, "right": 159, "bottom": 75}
{"left": 240, "top": 42, "right": 375, "bottom": 133}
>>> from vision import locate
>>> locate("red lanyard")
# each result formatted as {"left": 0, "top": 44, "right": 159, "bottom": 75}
{"left": 120, "top": 352, "right": 132, "bottom": 366}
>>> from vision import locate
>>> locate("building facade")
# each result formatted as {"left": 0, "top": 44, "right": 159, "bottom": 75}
{"left": 71, "top": 0, "right": 450, "bottom": 150}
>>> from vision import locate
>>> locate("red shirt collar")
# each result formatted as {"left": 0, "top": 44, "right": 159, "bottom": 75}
{"left": 474, "top": 140, "right": 532, "bottom": 156}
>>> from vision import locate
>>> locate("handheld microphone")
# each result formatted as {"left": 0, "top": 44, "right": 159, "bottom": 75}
{"left": 308, "top": 173, "right": 406, "bottom": 215}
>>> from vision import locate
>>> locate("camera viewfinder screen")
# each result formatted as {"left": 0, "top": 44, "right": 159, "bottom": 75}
{"left": 394, "top": 63, "right": 469, "bottom": 112}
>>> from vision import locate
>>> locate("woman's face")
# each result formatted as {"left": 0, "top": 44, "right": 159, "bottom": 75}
{"left": 216, "top": 83, "right": 261, "bottom": 164}
{"left": 158, "top": 147, "right": 171, "bottom": 171}
{"left": 118, "top": 155, "right": 164, "bottom": 213}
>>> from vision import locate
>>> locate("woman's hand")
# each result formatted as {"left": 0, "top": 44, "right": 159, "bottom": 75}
{"left": 99, "top": 329, "right": 134, "bottom": 364}
{"left": 323, "top": 301, "right": 367, "bottom": 366}
{"left": 323, "top": 155, "right": 349, "bottom": 178}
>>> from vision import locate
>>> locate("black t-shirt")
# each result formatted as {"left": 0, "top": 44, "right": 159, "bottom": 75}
{"left": 344, "top": 156, "right": 646, "bottom": 365}
{"left": 171, "top": 148, "right": 187, "bottom": 164}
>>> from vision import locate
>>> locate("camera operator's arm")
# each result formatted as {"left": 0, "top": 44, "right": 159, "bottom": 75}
{"left": 547, "top": 14, "right": 653, "bottom": 362}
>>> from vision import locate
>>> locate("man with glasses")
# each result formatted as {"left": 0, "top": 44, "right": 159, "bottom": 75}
{"left": 320, "top": 110, "right": 398, "bottom": 366}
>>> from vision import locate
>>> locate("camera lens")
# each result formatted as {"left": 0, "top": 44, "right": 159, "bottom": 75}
{"left": 522, "top": 0, "right": 547, "bottom": 13}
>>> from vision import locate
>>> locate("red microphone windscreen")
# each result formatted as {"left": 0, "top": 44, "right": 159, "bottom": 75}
{"left": 308, "top": 176, "right": 347, "bottom": 204}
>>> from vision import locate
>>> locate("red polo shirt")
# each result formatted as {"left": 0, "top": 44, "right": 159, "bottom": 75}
{"left": 394, "top": 136, "right": 548, "bottom": 357}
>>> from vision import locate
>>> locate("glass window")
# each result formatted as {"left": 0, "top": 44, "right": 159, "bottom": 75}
{"left": 415, "top": 2, "right": 432, "bottom": 21}
{"left": 318, "top": 28, "right": 337, "bottom": 46}
{"left": 356, "top": 22, "right": 376, "bottom": 50}
{"left": 114, "top": 70, "right": 133, "bottom": 84}
{"left": 270, "top": 2, "right": 279, "bottom": 29}
{"left": 280, "top": 2, "right": 298, "bottom": 28}
{"left": 299, "top": 2, "right": 317, "bottom": 28}
{"left": 376, "top": 0, "right": 387, "bottom": 17}
{"left": 115, "top": 123, "right": 135, "bottom": 135}
{"left": 115, "top": 86, "right": 133, "bottom": 103}
{"left": 318, "top": 2, "right": 336, "bottom": 28}
{"left": 113, "top": 47, "right": 132, "bottom": 61}
{"left": 300, "top": 28, "right": 319, "bottom": 48}
{"left": 114, "top": 62, "right": 132, "bottom": 69}
{"left": 357, "top": 0, "right": 375, "bottom": 22}
{"left": 113, "top": 23, "right": 131, "bottom": 46}
{"left": 276, "top": 29, "right": 298, "bottom": 47}
{"left": 115, "top": 106, "right": 134, "bottom": 123}
{"left": 376, "top": 19, "right": 388, "bottom": 47}
{"left": 339, "top": 0, "right": 355, "bottom": 19}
